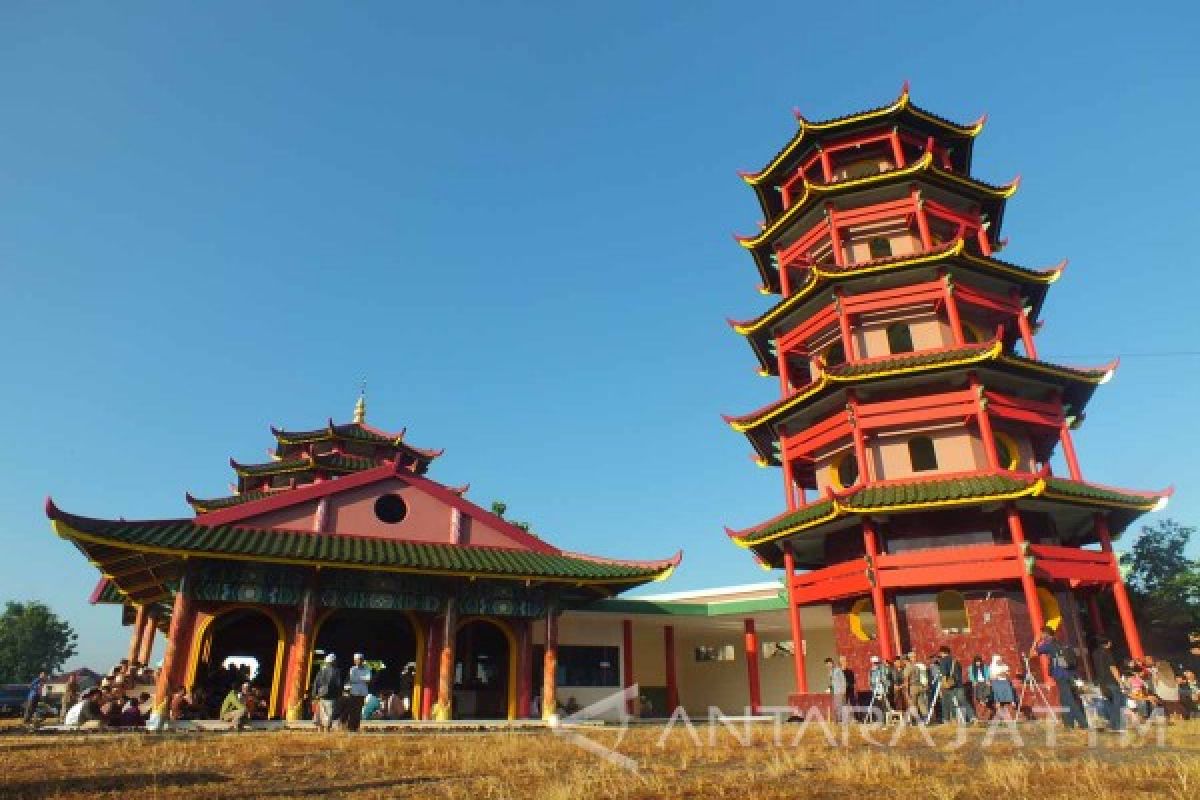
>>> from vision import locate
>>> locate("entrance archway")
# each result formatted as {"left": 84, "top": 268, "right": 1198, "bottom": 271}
{"left": 454, "top": 618, "right": 516, "bottom": 720}
{"left": 188, "top": 606, "right": 285, "bottom": 718}
{"left": 311, "top": 610, "right": 423, "bottom": 714}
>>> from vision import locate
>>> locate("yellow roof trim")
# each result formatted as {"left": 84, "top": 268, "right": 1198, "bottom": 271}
{"left": 996, "top": 355, "right": 1108, "bottom": 384}
{"left": 1039, "top": 490, "right": 1160, "bottom": 511}
{"left": 960, "top": 252, "right": 1064, "bottom": 285}
{"left": 51, "top": 520, "right": 674, "bottom": 587}
{"left": 906, "top": 106, "right": 987, "bottom": 137}
{"left": 738, "top": 153, "right": 933, "bottom": 249}
{"left": 732, "top": 478, "right": 1044, "bottom": 547}
{"left": 743, "top": 90, "right": 911, "bottom": 187}
{"left": 727, "top": 340, "right": 1000, "bottom": 433}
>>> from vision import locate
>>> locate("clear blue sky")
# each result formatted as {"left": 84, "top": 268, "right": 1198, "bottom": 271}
{"left": 2, "top": 2, "right": 1196, "bottom": 671}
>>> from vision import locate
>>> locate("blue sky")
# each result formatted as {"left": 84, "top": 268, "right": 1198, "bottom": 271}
{"left": 1, "top": 2, "right": 1196, "bottom": 671}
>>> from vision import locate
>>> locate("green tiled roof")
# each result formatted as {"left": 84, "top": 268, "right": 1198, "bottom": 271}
{"left": 744, "top": 500, "right": 836, "bottom": 542}
{"left": 1043, "top": 477, "right": 1162, "bottom": 508}
{"left": 187, "top": 491, "right": 272, "bottom": 512}
{"left": 844, "top": 473, "right": 1031, "bottom": 509}
{"left": 275, "top": 422, "right": 398, "bottom": 446}
{"left": 50, "top": 507, "right": 676, "bottom": 584}
{"left": 234, "top": 453, "right": 378, "bottom": 477}
{"left": 826, "top": 342, "right": 993, "bottom": 379}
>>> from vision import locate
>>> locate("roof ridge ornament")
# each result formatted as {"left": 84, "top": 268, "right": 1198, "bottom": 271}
{"left": 353, "top": 379, "right": 367, "bottom": 424}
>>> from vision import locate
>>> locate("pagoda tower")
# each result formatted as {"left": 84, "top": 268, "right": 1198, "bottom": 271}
{"left": 722, "top": 84, "right": 1171, "bottom": 705}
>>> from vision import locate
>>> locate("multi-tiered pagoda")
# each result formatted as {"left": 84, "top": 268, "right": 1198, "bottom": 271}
{"left": 48, "top": 398, "right": 679, "bottom": 720}
{"left": 722, "top": 85, "right": 1170, "bottom": 705}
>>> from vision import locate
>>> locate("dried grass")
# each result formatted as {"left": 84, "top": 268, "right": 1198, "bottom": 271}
{"left": 0, "top": 719, "right": 1195, "bottom": 799}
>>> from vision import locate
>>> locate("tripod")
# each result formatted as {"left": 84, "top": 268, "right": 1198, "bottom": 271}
{"left": 1015, "top": 654, "right": 1056, "bottom": 722}
{"left": 864, "top": 681, "right": 893, "bottom": 725}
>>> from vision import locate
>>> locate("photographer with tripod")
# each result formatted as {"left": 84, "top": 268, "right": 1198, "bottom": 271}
{"left": 934, "top": 646, "right": 976, "bottom": 724}
{"left": 1030, "top": 625, "right": 1088, "bottom": 730}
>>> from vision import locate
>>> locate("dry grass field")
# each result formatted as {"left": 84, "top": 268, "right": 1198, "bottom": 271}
{"left": 0, "top": 719, "right": 1197, "bottom": 799}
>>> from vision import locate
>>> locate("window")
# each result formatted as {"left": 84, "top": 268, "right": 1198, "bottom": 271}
{"left": 868, "top": 236, "right": 893, "bottom": 259}
{"left": 374, "top": 493, "right": 408, "bottom": 524}
{"left": 885, "top": 322, "right": 914, "bottom": 354}
{"left": 908, "top": 436, "right": 938, "bottom": 472}
{"left": 994, "top": 432, "right": 1021, "bottom": 471}
{"left": 848, "top": 598, "right": 877, "bottom": 642}
{"left": 831, "top": 452, "right": 859, "bottom": 489}
{"left": 936, "top": 590, "right": 970, "bottom": 633}
{"left": 694, "top": 644, "right": 736, "bottom": 662}
{"left": 823, "top": 341, "right": 846, "bottom": 367}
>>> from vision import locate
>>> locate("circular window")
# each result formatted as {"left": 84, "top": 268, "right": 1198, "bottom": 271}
{"left": 831, "top": 452, "right": 859, "bottom": 489}
{"left": 849, "top": 597, "right": 877, "bottom": 642}
{"left": 374, "top": 493, "right": 408, "bottom": 524}
{"left": 994, "top": 432, "right": 1021, "bottom": 471}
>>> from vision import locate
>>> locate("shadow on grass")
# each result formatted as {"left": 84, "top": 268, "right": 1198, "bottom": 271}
{"left": 4, "top": 770, "right": 225, "bottom": 799}
{"left": 251, "top": 776, "right": 454, "bottom": 797}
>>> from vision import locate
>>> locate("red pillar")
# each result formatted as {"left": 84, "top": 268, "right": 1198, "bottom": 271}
{"left": 782, "top": 455, "right": 798, "bottom": 511}
{"left": 862, "top": 519, "right": 894, "bottom": 661}
{"left": 1011, "top": 289, "right": 1039, "bottom": 359}
{"left": 420, "top": 615, "right": 441, "bottom": 721}
{"left": 1095, "top": 513, "right": 1145, "bottom": 660}
{"left": 782, "top": 543, "right": 809, "bottom": 695}
{"left": 128, "top": 605, "right": 148, "bottom": 664}
{"left": 433, "top": 598, "right": 458, "bottom": 720}
{"left": 137, "top": 612, "right": 157, "bottom": 667}
{"left": 941, "top": 272, "right": 965, "bottom": 346}
{"left": 834, "top": 289, "right": 856, "bottom": 362}
{"left": 622, "top": 619, "right": 635, "bottom": 715}
{"left": 542, "top": 603, "right": 559, "bottom": 719}
{"left": 889, "top": 130, "right": 906, "bottom": 168}
{"left": 743, "top": 618, "right": 762, "bottom": 715}
{"left": 1058, "top": 421, "right": 1083, "bottom": 481}
{"left": 284, "top": 573, "right": 318, "bottom": 720}
{"left": 970, "top": 373, "right": 1000, "bottom": 470}
{"left": 153, "top": 569, "right": 195, "bottom": 712}
{"left": 664, "top": 625, "right": 678, "bottom": 712}
{"left": 819, "top": 149, "right": 832, "bottom": 183}
{"left": 911, "top": 186, "right": 932, "bottom": 251}
{"left": 847, "top": 390, "right": 870, "bottom": 483}
{"left": 1006, "top": 504, "right": 1049, "bottom": 682}
{"left": 827, "top": 207, "right": 845, "bottom": 267}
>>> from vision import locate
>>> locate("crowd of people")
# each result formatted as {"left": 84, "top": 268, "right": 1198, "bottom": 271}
{"left": 310, "top": 652, "right": 417, "bottom": 732}
{"left": 823, "top": 626, "right": 1200, "bottom": 730}
{"left": 55, "top": 659, "right": 156, "bottom": 730}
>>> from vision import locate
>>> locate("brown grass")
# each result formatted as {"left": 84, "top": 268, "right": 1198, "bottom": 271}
{"left": 0, "top": 719, "right": 1196, "bottom": 799}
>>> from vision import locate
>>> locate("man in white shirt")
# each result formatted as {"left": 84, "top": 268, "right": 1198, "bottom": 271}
{"left": 63, "top": 687, "right": 104, "bottom": 729}
{"left": 340, "top": 653, "right": 371, "bottom": 732}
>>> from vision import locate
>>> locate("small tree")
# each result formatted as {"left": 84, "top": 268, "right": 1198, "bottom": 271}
{"left": 0, "top": 601, "right": 78, "bottom": 683}
{"left": 1114, "top": 519, "right": 1200, "bottom": 663}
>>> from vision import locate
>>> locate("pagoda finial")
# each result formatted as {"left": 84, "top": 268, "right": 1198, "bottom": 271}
{"left": 353, "top": 380, "right": 367, "bottom": 424}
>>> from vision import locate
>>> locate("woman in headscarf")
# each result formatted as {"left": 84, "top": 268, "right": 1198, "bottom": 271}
{"left": 989, "top": 654, "right": 1016, "bottom": 717}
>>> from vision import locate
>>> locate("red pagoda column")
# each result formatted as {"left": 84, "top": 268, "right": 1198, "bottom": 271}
{"left": 1006, "top": 505, "right": 1049, "bottom": 681}
{"left": 420, "top": 615, "right": 442, "bottom": 721}
{"left": 542, "top": 602, "right": 560, "bottom": 720}
{"left": 664, "top": 625, "right": 679, "bottom": 712}
{"left": 782, "top": 543, "right": 809, "bottom": 694}
{"left": 284, "top": 573, "right": 318, "bottom": 720}
{"left": 154, "top": 568, "right": 196, "bottom": 713}
{"left": 137, "top": 610, "right": 157, "bottom": 667}
{"left": 862, "top": 519, "right": 894, "bottom": 661}
{"left": 941, "top": 272, "right": 965, "bottom": 346}
{"left": 622, "top": 619, "right": 635, "bottom": 715}
{"left": 1095, "top": 513, "right": 1145, "bottom": 660}
{"left": 128, "top": 604, "right": 148, "bottom": 664}
{"left": 432, "top": 597, "right": 458, "bottom": 720}
{"left": 743, "top": 618, "right": 762, "bottom": 715}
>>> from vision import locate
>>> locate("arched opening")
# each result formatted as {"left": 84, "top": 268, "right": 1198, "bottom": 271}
{"left": 885, "top": 322, "right": 914, "bottom": 354}
{"left": 848, "top": 597, "right": 877, "bottom": 642}
{"left": 994, "top": 431, "right": 1021, "bottom": 471}
{"left": 454, "top": 618, "right": 515, "bottom": 720}
{"left": 312, "top": 609, "right": 421, "bottom": 716}
{"left": 831, "top": 451, "right": 859, "bottom": 489}
{"left": 188, "top": 606, "right": 285, "bottom": 719}
{"left": 935, "top": 590, "right": 970, "bottom": 633}
{"left": 908, "top": 436, "right": 939, "bottom": 472}
{"left": 1037, "top": 588, "right": 1062, "bottom": 632}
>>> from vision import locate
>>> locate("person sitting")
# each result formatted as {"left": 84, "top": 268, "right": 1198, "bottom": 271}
{"left": 380, "top": 689, "right": 403, "bottom": 720}
{"left": 63, "top": 687, "right": 106, "bottom": 729}
{"left": 561, "top": 696, "right": 581, "bottom": 715}
{"left": 119, "top": 697, "right": 144, "bottom": 727}
{"left": 988, "top": 655, "right": 1016, "bottom": 718}
{"left": 361, "top": 691, "right": 382, "bottom": 721}
{"left": 220, "top": 683, "right": 250, "bottom": 731}
{"left": 168, "top": 687, "right": 191, "bottom": 721}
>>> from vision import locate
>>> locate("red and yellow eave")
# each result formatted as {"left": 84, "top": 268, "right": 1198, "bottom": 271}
{"left": 740, "top": 83, "right": 987, "bottom": 189}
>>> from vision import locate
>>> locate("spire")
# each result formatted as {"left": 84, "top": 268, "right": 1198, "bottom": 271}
{"left": 353, "top": 380, "right": 366, "bottom": 425}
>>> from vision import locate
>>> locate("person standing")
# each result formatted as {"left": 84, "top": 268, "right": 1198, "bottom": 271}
{"left": 60, "top": 672, "right": 80, "bottom": 721}
{"left": 1031, "top": 625, "right": 1088, "bottom": 730}
{"left": 935, "top": 647, "right": 975, "bottom": 724}
{"left": 312, "top": 653, "right": 343, "bottom": 731}
{"left": 340, "top": 653, "right": 371, "bottom": 732}
{"left": 826, "top": 657, "right": 847, "bottom": 722}
{"left": 1091, "top": 637, "right": 1127, "bottom": 731}
{"left": 838, "top": 654, "right": 856, "bottom": 708}
{"left": 219, "top": 683, "right": 250, "bottom": 731}
{"left": 23, "top": 672, "right": 47, "bottom": 725}
{"left": 398, "top": 663, "right": 416, "bottom": 718}
{"left": 968, "top": 655, "right": 992, "bottom": 720}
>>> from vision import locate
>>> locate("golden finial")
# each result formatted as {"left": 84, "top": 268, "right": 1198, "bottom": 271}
{"left": 353, "top": 380, "right": 366, "bottom": 424}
